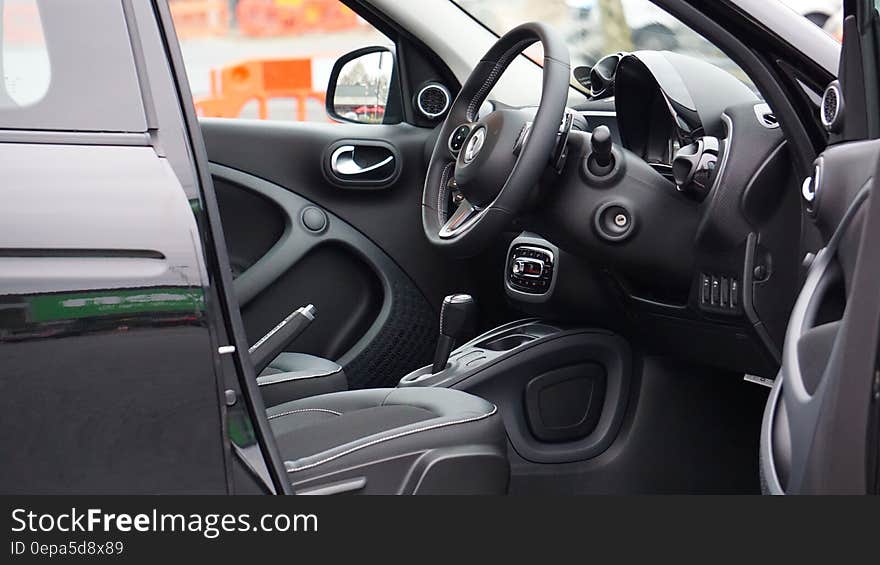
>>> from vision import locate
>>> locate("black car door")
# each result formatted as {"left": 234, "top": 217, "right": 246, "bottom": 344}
{"left": 760, "top": 0, "right": 880, "bottom": 494}
{"left": 172, "top": 3, "right": 493, "bottom": 390}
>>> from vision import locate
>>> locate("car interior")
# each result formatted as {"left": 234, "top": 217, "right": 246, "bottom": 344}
{"left": 183, "top": 1, "right": 877, "bottom": 494}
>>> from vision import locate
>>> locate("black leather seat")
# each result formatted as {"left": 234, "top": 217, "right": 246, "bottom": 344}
{"left": 267, "top": 387, "right": 509, "bottom": 494}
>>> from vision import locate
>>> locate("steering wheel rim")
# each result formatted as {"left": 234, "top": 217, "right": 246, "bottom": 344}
{"left": 421, "top": 22, "right": 570, "bottom": 257}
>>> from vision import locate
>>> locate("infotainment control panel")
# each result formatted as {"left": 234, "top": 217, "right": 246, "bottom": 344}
{"left": 505, "top": 233, "right": 559, "bottom": 303}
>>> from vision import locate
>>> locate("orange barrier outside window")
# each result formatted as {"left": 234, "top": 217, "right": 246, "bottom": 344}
{"left": 194, "top": 57, "right": 327, "bottom": 121}
{"left": 170, "top": 0, "right": 230, "bottom": 39}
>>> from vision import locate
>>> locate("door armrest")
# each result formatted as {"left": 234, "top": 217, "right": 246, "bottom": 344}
{"left": 258, "top": 353, "right": 347, "bottom": 407}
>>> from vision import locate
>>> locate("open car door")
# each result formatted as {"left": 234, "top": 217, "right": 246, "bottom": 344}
{"left": 760, "top": 0, "right": 880, "bottom": 494}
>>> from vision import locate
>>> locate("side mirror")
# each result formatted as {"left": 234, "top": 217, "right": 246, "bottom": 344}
{"left": 326, "top": 46, "right": 397, "bottom": 124}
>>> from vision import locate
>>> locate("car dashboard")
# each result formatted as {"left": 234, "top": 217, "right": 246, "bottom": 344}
{"left": 496, "top": 50, "right": 804, "bottom": 378}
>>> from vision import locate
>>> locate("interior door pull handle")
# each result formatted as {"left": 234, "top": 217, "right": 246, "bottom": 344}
{"left": 330, "top": 145, "right": 394, "bottom": 176}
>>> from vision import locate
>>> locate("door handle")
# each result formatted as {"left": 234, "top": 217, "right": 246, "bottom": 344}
{"left": 330, "top": 145, "right": 394, "bottom": 176}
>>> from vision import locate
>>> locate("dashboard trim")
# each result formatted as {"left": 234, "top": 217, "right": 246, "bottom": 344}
{"left": 707, "top": 113, "right": 733, "bottom": 197}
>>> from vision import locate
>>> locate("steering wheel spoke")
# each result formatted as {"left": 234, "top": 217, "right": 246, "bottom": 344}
{"left": 439, "top": 198, "right": 481, "bottom": 238}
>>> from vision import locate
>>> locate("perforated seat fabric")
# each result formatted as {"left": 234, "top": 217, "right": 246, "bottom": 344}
{"left": 266, "top": 387, "right": 509, "bottom": 493}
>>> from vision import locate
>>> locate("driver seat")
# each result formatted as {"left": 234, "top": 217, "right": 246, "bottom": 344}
{"left": 267, "top": 387, "right": 509, "bottom": 494}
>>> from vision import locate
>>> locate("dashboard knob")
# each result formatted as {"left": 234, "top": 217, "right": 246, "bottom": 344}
{"left": 589, "top": 125, "right": 614, "bottom": 175}
{"left": 672, "top": 136, "right": 719, "bottom": 201}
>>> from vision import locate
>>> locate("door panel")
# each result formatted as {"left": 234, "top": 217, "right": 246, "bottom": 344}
{"left": 202, "top": 119, "right": 468, "bottom": 388}
{"left": 760, "top": 2, "right": 880, "bottom": 494}
{"left": 215, "top": 180, "right": 286, "bottom": 277}
{"left": 201, "top": 120, "right": 464, "bottom": 302}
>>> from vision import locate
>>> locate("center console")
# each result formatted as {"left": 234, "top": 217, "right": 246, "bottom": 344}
{"left": 399, "top": 318, "right": 632, "bottom": 464}
{"left": 401, "top": 319, "right": 561, "bottom": 388}
{"left": 397, "top": 230, "right": 632, "bottom": 464}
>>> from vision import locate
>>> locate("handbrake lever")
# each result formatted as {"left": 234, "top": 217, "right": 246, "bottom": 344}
{"left": 248, "top": 304, "right": 316, "bottom": 374}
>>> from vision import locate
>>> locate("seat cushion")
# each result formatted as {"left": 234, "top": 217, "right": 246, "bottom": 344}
{"left": 266, "top": 387, "right": 508, "bottom": 493}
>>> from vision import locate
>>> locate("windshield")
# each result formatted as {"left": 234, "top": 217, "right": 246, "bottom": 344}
{"left": 453, "top": 0, "right": 840, "bottom": 90}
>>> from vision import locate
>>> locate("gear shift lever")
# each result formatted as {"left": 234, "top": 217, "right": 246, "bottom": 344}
{"left": 432, "top": 294, "right": 476, "bottom": 374}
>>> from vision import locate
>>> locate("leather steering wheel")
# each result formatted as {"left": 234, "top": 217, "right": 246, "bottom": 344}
{"left": 421, "top": 23, "right": 570, "bottom": 257}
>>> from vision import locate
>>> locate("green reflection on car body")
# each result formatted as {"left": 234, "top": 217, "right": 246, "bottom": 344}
{"left": 28, "top": 287, "right": 205, "bottom": 322}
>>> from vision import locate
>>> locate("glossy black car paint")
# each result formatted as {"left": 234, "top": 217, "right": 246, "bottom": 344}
{"left": 0, "top": 1, "right": 237, "bottom": 493}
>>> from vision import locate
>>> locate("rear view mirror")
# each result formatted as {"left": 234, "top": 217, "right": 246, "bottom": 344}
{"left": 327, "top": 46, "right": 397, "bottom": 124}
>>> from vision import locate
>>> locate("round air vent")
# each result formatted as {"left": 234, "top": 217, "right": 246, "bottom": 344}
{"left": 820, "top": 80, "right": 844, "bottom": 133}
{"left": 416, "top": 83, "right": 450, "bottom": 119}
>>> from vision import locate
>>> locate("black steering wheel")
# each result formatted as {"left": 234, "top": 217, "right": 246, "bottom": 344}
{"left": 421, "top": 23, "right": 570, "bottom": 257}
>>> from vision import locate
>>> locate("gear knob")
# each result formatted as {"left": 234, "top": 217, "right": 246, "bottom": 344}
{"left": 439, "top": 294, "right": 476, "bottom": 338}
{"left": 432, "top": 294, "right": 476, "bottom": 373}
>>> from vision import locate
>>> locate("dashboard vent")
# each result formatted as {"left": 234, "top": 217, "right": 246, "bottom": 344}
{"left": 820, "top": 81, "right": 843, "bottom": 133}
{"left": 416, "top": 83, "right": 450, "bottom": 119}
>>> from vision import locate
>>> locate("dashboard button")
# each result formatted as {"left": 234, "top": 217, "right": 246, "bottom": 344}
{"left": 700, "top": 274, "right": 711, "bottom": 304}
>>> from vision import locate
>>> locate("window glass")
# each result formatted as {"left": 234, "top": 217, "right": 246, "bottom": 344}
{"left": 172, "top": 0, "right": 391, "bottom": 122}
{"left": 454, "top": 0, "right": 786, "bottom": 92}
{"left": 776, "top": 1, "right": 843, "bottom": 42}
{"left": 2, "top": 0, "right": 50, "bottom": 107}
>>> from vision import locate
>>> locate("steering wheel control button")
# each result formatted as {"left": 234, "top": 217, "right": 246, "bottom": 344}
{"left": 698, "top": 272, "right": 740, "bottom": 314}
{"left": 301, "top": 206, "right": 328, "bottom": 233}
{"left": 449, "top": 124, "right": 471, "bottom": 153}
{"left": 594, "top": 202, "right": 634, "bottom": 242}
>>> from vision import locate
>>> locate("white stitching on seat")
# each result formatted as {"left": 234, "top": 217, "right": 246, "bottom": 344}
{"left": 284, "top": 405, "right": 498, "bottom": 473}
{"left": 267, "top": 408, "right": 342, "bottom": 420}
{"left": 257, "top": 368, "right": 342, "bottom": 386}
